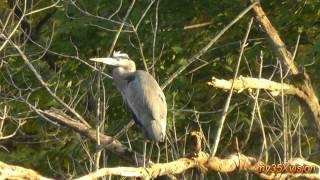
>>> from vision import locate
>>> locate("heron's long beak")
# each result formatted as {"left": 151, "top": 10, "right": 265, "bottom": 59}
{"left": 90, "top": 57, "right": 120, "bottom": 66}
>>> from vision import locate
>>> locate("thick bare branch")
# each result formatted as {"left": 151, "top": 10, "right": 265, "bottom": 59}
{"left": 250, "top": 1, "right": 298, "bottom": 74}
{"left": 0, "top": 161, "right": 52, "bottom": 180}
{"left": 208, "top": 76, "right": 300, "bottom": 96}
{"left": 1, "top": 152, "right": 318, "bottom": 179}
{"left": 38, "top": 109, "right": 146, "bottom": 166}
{"left": 1, "top": 131, "right": 319, "bottom": 179}
{"left": 250, "top": 1, "right": 320, "bottom": 137}
{"left": 207, "top": 154, "right": 319, "bottom": 180}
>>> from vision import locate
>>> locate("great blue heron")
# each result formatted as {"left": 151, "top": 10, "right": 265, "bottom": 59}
{"left": 90, "top": 51, "right": 167, "bottom": 144}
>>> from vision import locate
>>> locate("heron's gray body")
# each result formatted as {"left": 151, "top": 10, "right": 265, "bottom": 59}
{"left": 90, "top": 52, "right": 167, "bottom": 142}
{"left": 113, "top": 69, "right": 167, "bottom": 142}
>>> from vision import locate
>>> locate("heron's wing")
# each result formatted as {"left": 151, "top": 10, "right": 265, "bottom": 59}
{"left": 127, "top": 104, "right": 142, "bottom": 127}
{"left": 112, "top": 75, "right": 142, "bottom": 126}
{"left": 124, "top": 71, "right": 167, "bottom": 125}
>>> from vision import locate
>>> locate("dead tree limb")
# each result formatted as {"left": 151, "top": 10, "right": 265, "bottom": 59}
{"left": 249, "top": 0, "right": 320, "bottom": 137}
{"left": 38, "top": 109, "right": 146, "bottom": 166}
{"left": 207, "top": 76, "right": 300, "bottom": 96}
{"left": 1, "top": 132, "right": 319, "bottom": 179}
{"left": 0, "top": 161, "right": 52, "bottom": 180}
{"left": 207, "top": 154, "right": 320, "bottom": 180}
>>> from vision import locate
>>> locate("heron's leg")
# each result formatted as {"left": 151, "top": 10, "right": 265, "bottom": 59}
{"left": 156, "top": 142, "right": 160, "bottom": 163}
{"left": 143, "top": 141, "right": 147, "bottom": 168}
{"left": 148, "top": 142, "right": 154, "bottom": 161}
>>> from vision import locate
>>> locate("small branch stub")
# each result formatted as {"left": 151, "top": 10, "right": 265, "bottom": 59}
{"left": 191, "top": 131, "right": 203, "bottom": 156}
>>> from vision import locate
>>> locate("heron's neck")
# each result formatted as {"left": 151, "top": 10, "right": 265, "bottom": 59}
{"left": 112, "top": 60, "right": 136, "bottom": 80}
{"left": 125, "top": 61, "right": 136, "bottom": 72}
{"left": 113, "top": 67, "right": 135, "bottom": 80}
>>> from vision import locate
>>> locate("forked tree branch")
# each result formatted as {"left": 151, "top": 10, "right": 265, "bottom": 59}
{"left": 249, "top": 0, "right": 320, "bottom": 138}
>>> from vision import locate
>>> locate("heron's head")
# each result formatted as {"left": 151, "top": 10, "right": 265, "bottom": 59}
{"left": 90, "top": 51, "right": 136, "bottom": 71}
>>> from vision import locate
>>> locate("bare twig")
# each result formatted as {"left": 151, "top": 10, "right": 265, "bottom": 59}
{"left": 135, "top": 0, "right": 155, "bottom": 30}
{"left": 0, "top": 2, "right": 27, "bottom": 51}
{"left": 132, "top": 25, "right": 148, "bottom": 72}
{"left": 6, "top": 37, "right": 91, "bottom": 128}
{"left": 184, "top": 22, "right": 212, "bottom": 30}
{"left": 151, "top": 0, "right": 160, "bottom": 76}
{"left": 211, "top": 18, "right": 253, "bottom": 156}
{"left": 243, "top": 54, "right": 263, "bottom": 146}
{"left": 107, "top": 0, "right": 136, "bottom": 57}
{"left": 161, "top": 2, "right": 258, "bottom": 89}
